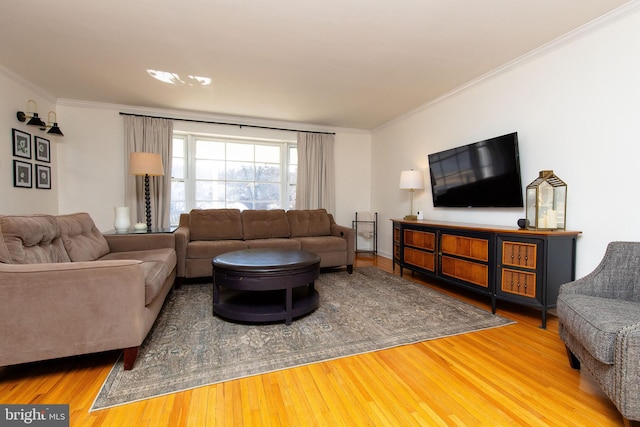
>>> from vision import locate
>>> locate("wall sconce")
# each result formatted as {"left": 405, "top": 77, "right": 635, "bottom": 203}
{"left": 16, "top": 100, "right": 46, "bottom": 127}
{"left": 46, "top": 111, "right": 64, "bottom": 136}
{"left": 16, "top": 100, "right": 64, "bottom": 136}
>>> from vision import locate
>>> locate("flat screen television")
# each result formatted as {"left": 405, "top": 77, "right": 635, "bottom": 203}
{"left": 428, "top": 132, "right": 524, "bottom": 208}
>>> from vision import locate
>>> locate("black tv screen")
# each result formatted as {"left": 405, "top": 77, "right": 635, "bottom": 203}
{"left": 428, "top": 132, "right": 524, "bottom": 208}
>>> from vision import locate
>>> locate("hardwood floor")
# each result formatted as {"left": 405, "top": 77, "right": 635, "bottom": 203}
{"left": 0, "top": 255, "right": 624, "bottom": 426}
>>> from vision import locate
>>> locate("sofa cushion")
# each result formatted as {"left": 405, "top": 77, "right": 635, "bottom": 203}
{"left": 242, "top": 209, "right": 290, "bottom": 240}
{"left": 245, "top": 238, "right": 301, "bottom": 250}
{"left": 0, "top": 215, "right": 70, "bottom": 264}
{"left": 557, "top": 293, "right": 640, "bottom": 364}
{"left": 0, "top": 229, "right": 10, "bottom": 263}
{"left": 287, "top": 209, "right": 331, "bottom": 237}
{"left": 293, "top": 236, "right": 346, "bottom": 253}
{"left": 190, "top": 209, "right": 243, "bottom": 241}
{"left": 100, "top": 248, "right": 177, "bottom": 305}
{"left": 187, "top": 240, "right": 248, "bottom": 259}
{"left": 56, "top": 213, "right": 110, "bottom": 262}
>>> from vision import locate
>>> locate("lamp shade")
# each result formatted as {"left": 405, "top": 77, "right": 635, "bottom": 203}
{"left": 128, "top": 152, "right": 164, "bottom": 176}
{"left": 399, "top": 170, "right": 424, "bottom": 190}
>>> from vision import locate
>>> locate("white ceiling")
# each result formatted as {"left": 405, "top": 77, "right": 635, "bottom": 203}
{"left": 0, "top": 1, "right": 631, "bottom": 130}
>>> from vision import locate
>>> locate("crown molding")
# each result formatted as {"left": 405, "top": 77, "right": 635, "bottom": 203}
{"left": 0, "top": 65, "right": 57, "bottom": 103}
{"left": 374, "top": 0, "right": 640, "bottom": 132}
{"left": 57, "top": 98, "right": 370, "bottom": 135}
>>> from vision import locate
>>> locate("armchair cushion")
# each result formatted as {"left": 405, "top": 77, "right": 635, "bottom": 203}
{"left": 56, "top": 213, "right": 109, "bottom": 262}
{"left": 557, "top": 294, "right": 640, "bottom": 364}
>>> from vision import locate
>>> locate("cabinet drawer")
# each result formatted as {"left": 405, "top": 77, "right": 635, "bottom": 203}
{"left": 404, "top": 247, "right": 435, "bottom": 272}
{"left": 404, "top": 229, "right": 436, "bottom": 250}
{"left": 501, "top": 269, "right": 536, "bottom": 297}
{"left": 441, "top": 234, "right": 489, "bottom": 262}
{"left": 502, "top": 241, "right": 537, "bottom": 269}
{"left": 441, "top": 256, "right": 488, "bottom": 287}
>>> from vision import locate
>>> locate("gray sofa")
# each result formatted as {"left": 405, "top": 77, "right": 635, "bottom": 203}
{"left": 175, "top": 208, "right": 355, "bottom": 282}
{"left": 0, "top": 212, "right": 176, "bottom": 370}
{"left": 557, "top": 242, "right": 640, "bottom": 426}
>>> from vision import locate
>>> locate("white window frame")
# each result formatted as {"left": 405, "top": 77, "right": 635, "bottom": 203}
{"left": 170, "top": 132, "right": 297, "bottom": 226}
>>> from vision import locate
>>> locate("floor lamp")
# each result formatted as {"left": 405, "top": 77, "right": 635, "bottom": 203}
{"left": 399, "top": 169, "right": 424, "bottom": 220}
{"left": 128, "top": 152, "right": 164, "bottom": 232}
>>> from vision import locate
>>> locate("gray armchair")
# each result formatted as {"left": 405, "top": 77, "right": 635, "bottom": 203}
{"left": 557, "top": 241, "right": 640, "bottom": 426}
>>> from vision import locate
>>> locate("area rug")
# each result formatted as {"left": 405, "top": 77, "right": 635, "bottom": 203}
{"left": 91, "top": 267, "right": 514, "bottom": 411}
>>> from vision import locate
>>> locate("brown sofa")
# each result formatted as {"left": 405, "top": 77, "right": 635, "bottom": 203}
{"left": 0, "top": 212, "right": 176, "bottom": 370}
{"left": 175, "top": 208, "right": 355, "bottom": 282}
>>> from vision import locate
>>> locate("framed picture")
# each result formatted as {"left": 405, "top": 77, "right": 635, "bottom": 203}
{"left": 36, "top": 164, "right": 51, "bottom": 189}
{"left": 13, "top": 160, "right": 32, "bottom": 188}
{"left": 35, "top": 136, "right": 51, "bottom": 162}
{"left": 12, "top": 129, "right": 31, "bottom": 159}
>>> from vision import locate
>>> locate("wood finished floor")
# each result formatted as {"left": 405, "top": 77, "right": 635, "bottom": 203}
{"left": 0, "top": 255, "right": 623, "bottom": 426}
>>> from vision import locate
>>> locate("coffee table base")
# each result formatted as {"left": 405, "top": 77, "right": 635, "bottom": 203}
{"left": 212, "top": 249, "right": 321, "bottom": 325}
{"left": 214, "top": 285, "right": 319, "bottom": 325}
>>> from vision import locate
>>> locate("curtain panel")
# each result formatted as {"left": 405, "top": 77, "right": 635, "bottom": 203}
{"left": 296, "top": 132, "right": 335, "bottom": 214}
{"left": 123, "top": 116, "right": 173, "bottom": 229}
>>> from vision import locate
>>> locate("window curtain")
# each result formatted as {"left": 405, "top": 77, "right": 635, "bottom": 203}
{"left": 296, "top": 132, "right": 335, "bottom": 214}
{"left": 123, "top": 116, "right": 173, "bottom": 228}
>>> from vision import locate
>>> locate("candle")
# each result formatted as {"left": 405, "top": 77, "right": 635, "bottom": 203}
{"left": 546, "top": 210, "right": 558, "bottom": 228}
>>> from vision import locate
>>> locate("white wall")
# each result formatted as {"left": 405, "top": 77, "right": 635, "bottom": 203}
{"left": 55, "top": 103, "right": 125, "bottom": 228}
{"left": 372, "top": 8, "right": 640, "bottom": 277}
{"left": 0, "top": 69, "right": 59, "bottom": 214}
{"left": 53, "top": 101, "right": 371, "bottom": 231}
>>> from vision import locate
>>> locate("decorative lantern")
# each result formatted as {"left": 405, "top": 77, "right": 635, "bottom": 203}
{"left": 526, "top": 170, "right": 567, "bottom": 230}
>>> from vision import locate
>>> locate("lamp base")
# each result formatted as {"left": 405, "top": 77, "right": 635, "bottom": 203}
{"left": 403, "top": 214, "right": 418, "bottom": 220}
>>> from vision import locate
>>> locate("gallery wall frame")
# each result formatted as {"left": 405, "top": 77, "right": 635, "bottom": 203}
{"left": 13, "top": 160, "right": 32, "bottom": 188}
{"left": 35, "top": 164, "right": 51, "bottom": 189}
{"left": 12, "top": 129, "right": 31, "bottom": 159}
{"left": 35, "top": 136, "right": 50, "bottom": 163}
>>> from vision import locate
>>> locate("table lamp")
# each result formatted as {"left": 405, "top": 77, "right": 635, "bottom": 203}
{"left": 128, "top": 152, "right": 164, "bottom": 232}
{"left": 399, "top": 169, "right": 424, "bottom": 220}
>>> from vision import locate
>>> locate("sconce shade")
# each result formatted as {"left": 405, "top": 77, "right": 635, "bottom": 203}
{"left": 128, "top": 152, "right": 164, "bottom": 176}
{"left": 399, "top": 170, "right": 424, "bottom": 190}
{"left": 26, "top": 113, "right": 46, "bottom": 128}
{"left": 46, "top": 111, "right": 64, "bottom": 136}
{"left": 47, "top": 124, "right": 64, "bottom": 136}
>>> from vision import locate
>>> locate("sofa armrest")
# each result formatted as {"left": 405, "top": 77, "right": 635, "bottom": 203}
{"left": 330, "top": 223, "right": 356, "bottom": 266}
{"left": 174, "top": 226, "right": 190, "bottom": 278}
{"left": 615, "top": 323, "right": 640, "bottom": 420}
{"left": 0, "top": 260, "right": 148, "bottom": 366}
{"left": 104, "top": 233, "right": 175, "bottom": 253}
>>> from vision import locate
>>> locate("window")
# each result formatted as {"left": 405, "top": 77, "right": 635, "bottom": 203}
{"left": 170, "top": 133, "right": 297, "bottom": 225}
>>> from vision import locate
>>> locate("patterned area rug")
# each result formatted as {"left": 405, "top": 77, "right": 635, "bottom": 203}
{"left": 91, "top": 267, "right": 514, "bottom": 411}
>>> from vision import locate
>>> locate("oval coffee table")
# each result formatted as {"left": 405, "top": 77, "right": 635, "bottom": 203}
{"left": 212, "top": 248, "right": 320, "bottom": 325}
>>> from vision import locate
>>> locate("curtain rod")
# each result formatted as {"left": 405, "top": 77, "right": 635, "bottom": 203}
{"left": 119, "top": 112, "right": 335, "bottom": 135}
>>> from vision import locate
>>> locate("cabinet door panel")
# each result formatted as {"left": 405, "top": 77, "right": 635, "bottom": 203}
{"left": 404, "top": 247, "right": 435, "bottom": 272}
{"left": 501, "top": 269, "right": 536, "bottom": 297}
{"left": 404, "top": 229, "right": 435, "bottom": 250}
{"left": 502, "top": 242, "right": 536, "bottom": 269}
{"left": 441, "top": 256, "right": 488, "bottom": 287}
{"left": 441, "top": 234, "right": 488, "bottom": 262}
